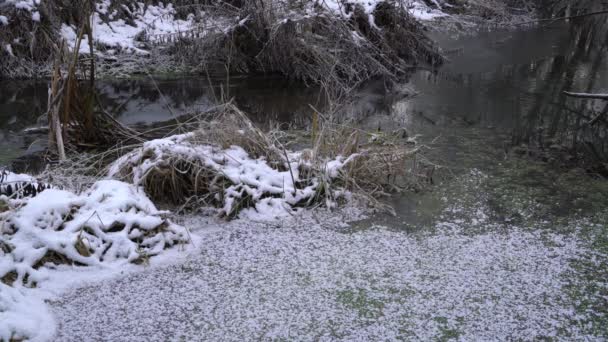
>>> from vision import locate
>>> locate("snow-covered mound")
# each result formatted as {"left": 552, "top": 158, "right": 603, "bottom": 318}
{"left": 1, "top": 180, "right": 188, "bottom": 288}
{"left": 0, "top": 283, "right": 55, "bottom": 342}
{"left": 108, "top": 133, "right": 357, "bottom": 219}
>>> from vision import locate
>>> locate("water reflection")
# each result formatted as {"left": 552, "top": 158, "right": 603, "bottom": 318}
{"left": 394, "top": 21, "right": 608, "bottom": 165}
{"left": 0, "top": 75, "right": 327, "bottom": 166}
{"left": 1, "top": 20, "right": 607, "bottom": 168}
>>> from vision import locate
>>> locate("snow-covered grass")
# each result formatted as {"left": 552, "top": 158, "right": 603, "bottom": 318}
{"left": 107, "top": 105, "right": 419, "bottom": 218}
{"left": 2, "top": 0, "right": 448, "bottom": 78}
{"left": 1, "top": 179, "right": 188, "bottom": 284}
{"left": 0, "top": 179, "right": 190, "bottom": 340}
{"left": 47, "top": 184, "right": 604, "bottom": 341}
{"left": 2, "top": 165, "right": 607, "bottom": 341}
{"left": 320, "top": 0, "right": 448, "bottom": 21}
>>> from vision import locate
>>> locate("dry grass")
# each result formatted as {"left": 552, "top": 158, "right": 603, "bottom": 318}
{"left": 43, "top": 12, "right": 146, "bottom": 160}
{"left": 173, "top": 0, "right": 442, "bottom": 95}
{"left": 109, "top": 103, "right": 427, "bottom": 216}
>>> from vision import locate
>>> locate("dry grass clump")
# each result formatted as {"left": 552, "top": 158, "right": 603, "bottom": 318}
{"left": 44, "top": 17, "right": 145, "bottom": 161}
{"left": 175, "top": 0, "right": 442, "bottom": 93}
{"left": 191, "top": 104, "right": 286, "bottom": 167}
{"left": 297, "top": 118, "right": 424, "bottom": 213}
{"left": 109, "top": 103, "right": 425, "bottom": 217}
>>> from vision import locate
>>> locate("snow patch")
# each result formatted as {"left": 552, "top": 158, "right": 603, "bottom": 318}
{"left": 60, "top": 1, "right": 197, "bottom": 55}
{"left": 49, "top": 213, "right": 595, "bottom": 341}
{"left": 0, "top": 283, "right": 55, "bottom": 342}
{"left": 319, "top": 0, "right": 448, "bottom": 21}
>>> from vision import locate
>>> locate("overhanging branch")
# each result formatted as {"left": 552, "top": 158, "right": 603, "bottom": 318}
{"left": 563, "top": 91, "right": 608, "bottom": 100}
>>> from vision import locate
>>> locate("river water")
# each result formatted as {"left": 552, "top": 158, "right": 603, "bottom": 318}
{"left": 2, "top": 22, "right": 607, "bottom": 160}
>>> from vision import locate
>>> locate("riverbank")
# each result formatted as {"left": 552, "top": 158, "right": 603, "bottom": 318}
{"left": 0, "top": 0, "right": 448, "bottom": 80}
{"left": 3, "top": 115, "right": 608, "bottom": 340}
{"left": 0, "top": 0, "right": 541, "bottom": 80}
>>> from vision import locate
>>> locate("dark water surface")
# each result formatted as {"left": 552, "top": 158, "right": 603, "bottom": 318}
{"left": 1, "top": 22, "right": 607, "bottom": 169}
{"left": 0, "top": 75, "right": 323, "bottom": 166}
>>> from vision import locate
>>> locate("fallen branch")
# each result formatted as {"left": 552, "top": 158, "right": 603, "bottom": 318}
{"left": 563, "top": 91, "right": 608, "bottom": 100}
{"left": 563, "top": 91, "right": 608, "bottom": 126}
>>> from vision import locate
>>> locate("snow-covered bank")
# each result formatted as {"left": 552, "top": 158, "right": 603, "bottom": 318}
{"left": 0, "top": 177, "right": 189, "bottom": 341}
{"left": 1, "top": 0, "right": 448, "bottom": 79}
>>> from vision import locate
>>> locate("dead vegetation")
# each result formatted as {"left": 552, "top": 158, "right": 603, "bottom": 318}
{"left": 45, "top": 12, "right": 146, "bottom": 161}
{"left": 0, "top": 180, "right": 189, "bottom": 287}
{"left": 175, "top": 0, "right": 442, "bottom": 93}
{"left": 108, "top": 103, "right": 428, "bottom": 217}
{"left": 3, "top": 0, "right": 437, "bottom": 218}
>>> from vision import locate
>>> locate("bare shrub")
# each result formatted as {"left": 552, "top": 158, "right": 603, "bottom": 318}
{"left": 173, "top": 0, "right": 442, "bottom": 94}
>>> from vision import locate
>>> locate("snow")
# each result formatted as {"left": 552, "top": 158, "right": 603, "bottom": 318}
{"left": 108, "top": 133, "right": 356, "bottom": 219}
{"left": 49, "top": 208, "right": 597, "bottom": 341}
{"left": 11, "top": 0, "right": 39, "bottom": 12}
{"left": 0, "top": 170, "right": 45, "bottom": 197}
{"left": 31, "top": 11, "right": 40, "bottom": 22}
{"left": 60, "top": 1, "right": 197, "bottom": 55}
{"left": 0, "top": 170, "right": 35, "bottom": 185}
{"left": 1, "top": 167, "right": 606, "bottom": 341}
{"left": 0, "top": 283, "right": 55, "bottom": 342}
{"left": 319, "top": 0, "right": 448, "bottom": 21}
{"left": 3, "top": 44, "right": 14, "bottom": 57}
{"left": 0, "top": 179, "right": 189, "bottom": 340}
{"left": 1, "top": 180, "right": 188, "bottom": 286}
{"left": 0, "top": 16, "right": 8, "bottom": 26}
{"left": 408, "top": 1, "right": 449, "bottom": 21}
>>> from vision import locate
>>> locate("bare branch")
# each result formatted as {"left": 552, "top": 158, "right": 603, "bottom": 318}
{"left": 563, "top": 91, "right": 608, "bottom": 100}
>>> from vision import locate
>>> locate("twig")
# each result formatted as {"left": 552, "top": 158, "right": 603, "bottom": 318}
{"left": 281, "top": 145, "right": 297, "bottom": 196}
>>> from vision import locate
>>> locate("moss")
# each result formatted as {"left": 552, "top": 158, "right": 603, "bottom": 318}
{"left": 484, "top": 158, "right": 608, "bottom": 225}
{"left": 337, "top": 288, "right": 385, "bottom": 320}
